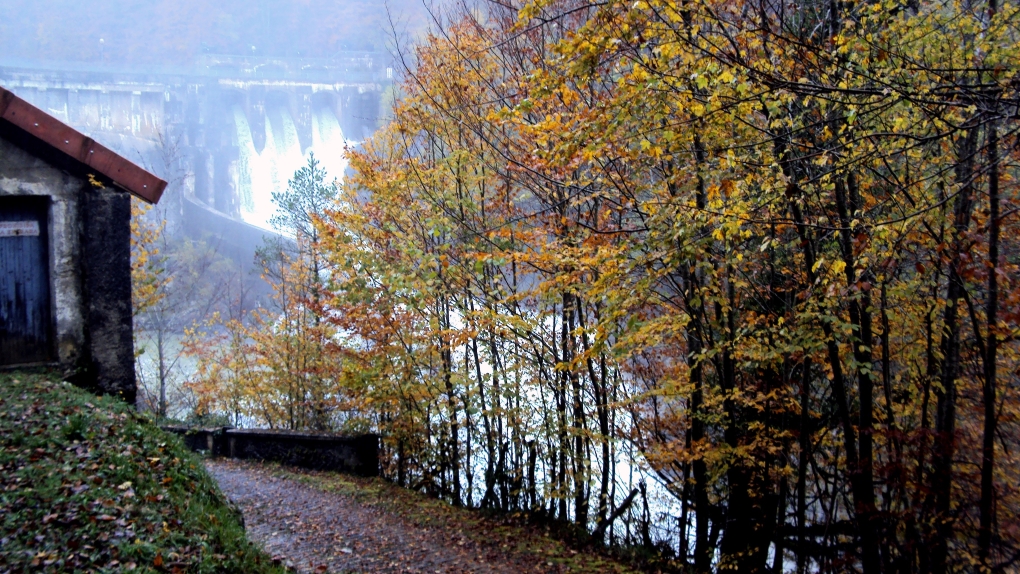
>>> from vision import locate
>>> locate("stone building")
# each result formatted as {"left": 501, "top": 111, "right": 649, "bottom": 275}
{"left": 0, "top": 86, "right": 165, "bottom": 403}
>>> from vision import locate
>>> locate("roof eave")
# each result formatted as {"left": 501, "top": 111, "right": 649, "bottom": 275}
{"left": 0, "top": 86, "right": 166, "bottom": 204}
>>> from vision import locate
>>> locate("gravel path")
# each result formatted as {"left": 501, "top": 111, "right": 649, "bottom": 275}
{"left": 205, "top": 459, "right": 547, "bottom": 574}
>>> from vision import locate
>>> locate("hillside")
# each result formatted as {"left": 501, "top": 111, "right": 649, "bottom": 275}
{"left": 0, "top": 371, "right": 284, "bottom": 573}
{"left": 0, "top": 0, "right": 440, "bottom": 66}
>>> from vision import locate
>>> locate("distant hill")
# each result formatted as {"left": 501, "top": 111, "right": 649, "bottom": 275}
{"left": 0, "top": 0, "right": 441, "bottom": 66}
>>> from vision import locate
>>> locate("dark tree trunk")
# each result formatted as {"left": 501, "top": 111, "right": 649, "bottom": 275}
{"left": 978, "top": 122, "right": 1000, "bottom": 566}
{"left": 834, "top": 173, "right": 883, "bottom": 574}
{"left": 796, "top": 360, "right": 811, "bottom": 574}
{"left": 932, "top": 125, "right": 978, "bottom": 574}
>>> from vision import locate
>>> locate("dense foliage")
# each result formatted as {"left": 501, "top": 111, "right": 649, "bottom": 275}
{"left": 0, "top": 372, "right": 284, "bottom": 573}
{"left": 188, "top": 0, "right": 1020, "bottom": 571}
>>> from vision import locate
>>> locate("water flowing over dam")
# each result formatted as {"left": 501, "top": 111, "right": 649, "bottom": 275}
{"left": 233, "top": 103, "right": 348, "bottom": 229}
{"left": 0, "top": 54, "right": 386, "bottom": 252}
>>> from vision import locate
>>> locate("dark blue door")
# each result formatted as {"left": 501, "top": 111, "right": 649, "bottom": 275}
{"left": 0, "top": 197, "right": 53, "bottom": 365}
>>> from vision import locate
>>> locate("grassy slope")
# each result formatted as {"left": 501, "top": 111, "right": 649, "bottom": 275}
{"left": 0, "top": 372, "right": 285, "bottom": 573}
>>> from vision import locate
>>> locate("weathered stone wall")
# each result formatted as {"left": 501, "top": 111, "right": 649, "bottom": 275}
{"left": 0, "top": 129, "right": 136, "bottom": 403}
{"left": 164, "top": 426, "right": 231, "bottom": 457}
{"left": 79, "top": 185, "right": 135, "bottom": 401}
{"left": 0, "top": 134, "right": 87, "bottom": 367}
{"left": 164, "top": 426, "right": 381, "bottom": 477}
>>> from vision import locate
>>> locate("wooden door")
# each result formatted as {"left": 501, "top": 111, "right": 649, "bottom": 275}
{"left": 0, "top": 197, "right": 53, "bottom": 365}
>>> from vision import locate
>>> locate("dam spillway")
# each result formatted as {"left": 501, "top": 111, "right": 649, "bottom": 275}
{"left": 233, "top": 103, "right": 347, "bottom": 229}
{"left": 0, "top": 54, "right": 384, "bottom": 240}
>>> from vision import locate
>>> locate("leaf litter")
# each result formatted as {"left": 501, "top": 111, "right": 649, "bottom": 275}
{"left": 206, "top": 459, "right": 638, "bottom": 574}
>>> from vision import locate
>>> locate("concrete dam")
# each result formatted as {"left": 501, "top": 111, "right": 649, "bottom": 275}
{"left": 0, "top": 54, "right": 387, "bottom": 256}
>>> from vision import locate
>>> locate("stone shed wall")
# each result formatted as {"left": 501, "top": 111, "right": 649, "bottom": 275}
{"left": 0, "top": 133, "right": 135, "bottom": 402}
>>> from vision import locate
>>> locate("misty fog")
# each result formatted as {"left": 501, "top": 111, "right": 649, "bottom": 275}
{"left": 0, "top": 0, "right": 428, "bottom": 65}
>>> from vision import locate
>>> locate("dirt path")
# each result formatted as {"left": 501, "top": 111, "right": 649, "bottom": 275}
{"left": 205, "top": 460, "right": 572, "bottom": 574}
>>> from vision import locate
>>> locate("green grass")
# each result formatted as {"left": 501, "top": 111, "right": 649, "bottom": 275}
{"left": 0, "top": 371, "right": 286, "bottom": 573}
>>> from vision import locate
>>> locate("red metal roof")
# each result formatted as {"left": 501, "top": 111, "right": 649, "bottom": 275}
{"left": 0, "top": 86, "right": 165, "bottom": 204}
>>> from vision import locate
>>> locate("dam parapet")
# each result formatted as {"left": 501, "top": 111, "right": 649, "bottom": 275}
{"left": 0, "top": 54, "right": 385, "bottom": 235}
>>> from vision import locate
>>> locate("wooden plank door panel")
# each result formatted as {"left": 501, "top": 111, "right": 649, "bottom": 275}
{"left": 0, "top": 197, "right": 53, "bottom": 365}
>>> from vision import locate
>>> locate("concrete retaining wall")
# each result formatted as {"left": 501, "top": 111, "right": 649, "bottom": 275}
{"left": 164, "top": 426, "right": 379, "bottom": 477}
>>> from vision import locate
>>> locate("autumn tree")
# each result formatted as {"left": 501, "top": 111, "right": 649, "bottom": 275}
{"left": 188, "top": 155, "right": 348, "bottom": 431}
{"left": 188, "top": 0, "right": 1020, "bottom": 571}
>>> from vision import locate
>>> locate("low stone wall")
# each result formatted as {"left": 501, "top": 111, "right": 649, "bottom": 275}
{"left": 163, "top": 426, "right": 379, "bottom": 477}
{"left": 163, "top": 426, "right": 230, "bottom": 457}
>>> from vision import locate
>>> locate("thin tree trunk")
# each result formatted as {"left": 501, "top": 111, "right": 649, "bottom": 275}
{"left": 472, "top": 335, "right": 497, "bottom": 508}
{"left": 835, "top": 173, "right": 883, "bottom": 574}
{"left": 979, "top": 122, "right": 1000, "bottom": 565}
{"left": 932, "top": 125, "right": 978, "bottom": 574}
{"left": 157, "top": 327, "right": 167, "bottom": 417}
{"left": 797, "top": 360, "right": 811, "bottom": 574}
